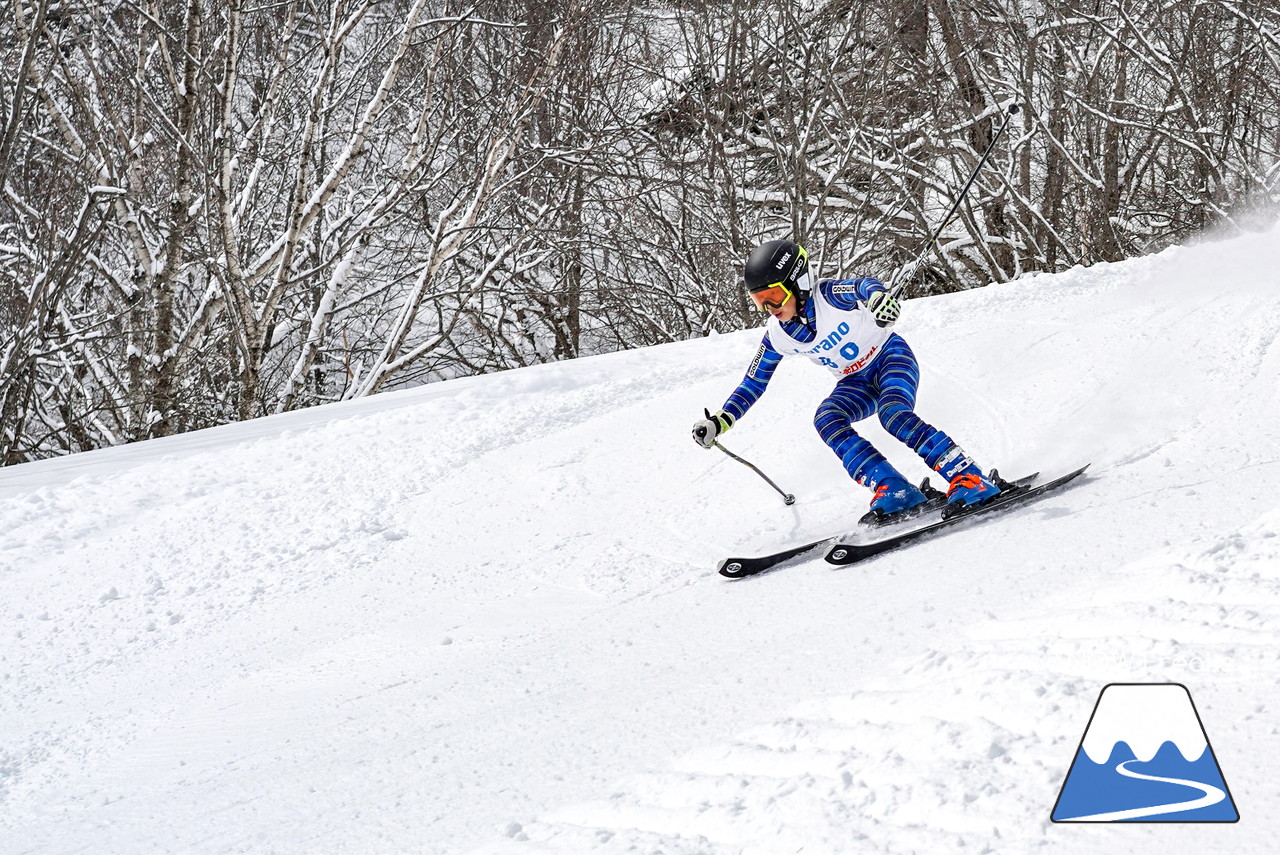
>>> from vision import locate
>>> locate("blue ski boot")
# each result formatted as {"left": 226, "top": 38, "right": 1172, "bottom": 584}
{"left": 935, "top": 446, "right": 1001, "bottom": 509}
{"left": 861, "top": 461, "right": 928, "bottom": 522}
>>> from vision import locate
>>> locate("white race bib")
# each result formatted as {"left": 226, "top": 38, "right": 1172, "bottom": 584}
{"left": 767, "top": 290, "right": 891, "bottom": 378}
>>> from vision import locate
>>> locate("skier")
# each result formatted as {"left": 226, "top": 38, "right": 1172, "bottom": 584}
{"left": 691, "top": 239, "right": 1001, "bottom": 519}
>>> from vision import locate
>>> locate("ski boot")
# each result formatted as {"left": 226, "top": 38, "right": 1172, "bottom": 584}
{"left": 946, "top": 467, "right": 1001, "bottom": 504}
{"left": 935, "top": 447, "right": 1002, "bottom": 517}
{"left": 859, "top": 461, "right": 928, "bottom": 525}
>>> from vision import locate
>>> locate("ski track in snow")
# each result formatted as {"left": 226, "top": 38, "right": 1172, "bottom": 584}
{"left": 4, "top": 228, "right": 1280, "bottom": 853}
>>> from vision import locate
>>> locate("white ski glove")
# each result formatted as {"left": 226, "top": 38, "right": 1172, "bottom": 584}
{"left": 692, "top": 408, "right": 734, "bottom": 449}
{"left": 866, "top": 290, "right": 901, "bottom": 328}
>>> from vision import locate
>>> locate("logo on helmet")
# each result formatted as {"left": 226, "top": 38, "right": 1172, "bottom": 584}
{"left": 775, "top": 252, "right": 792, "bottom": 270}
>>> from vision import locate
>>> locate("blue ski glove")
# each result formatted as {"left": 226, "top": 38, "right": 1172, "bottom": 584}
{"left": 866, "top": 290, "right": 901, "bottom": 327}
{"left": 692, "top": 408, "right": 734, "bottom": 449}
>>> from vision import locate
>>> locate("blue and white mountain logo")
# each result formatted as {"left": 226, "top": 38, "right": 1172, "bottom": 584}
{"left": 1051, "top": 683, "right": 1239, "bottom": 822}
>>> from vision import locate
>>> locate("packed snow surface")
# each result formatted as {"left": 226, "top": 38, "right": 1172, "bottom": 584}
{"left": 4, "top": 226, "right": 1280, "bottom": 853}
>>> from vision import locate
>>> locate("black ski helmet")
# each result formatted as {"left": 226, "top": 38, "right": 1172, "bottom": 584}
{"left": 744, "top": 239, "right": 810, "bottom": 300}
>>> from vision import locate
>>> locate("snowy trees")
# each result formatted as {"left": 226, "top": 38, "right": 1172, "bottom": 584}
{"left": 3, "top": 0, "right": 1279, "bottom": 463}
{"left": 1, "top": 0, "right": 596, "bottom": 459}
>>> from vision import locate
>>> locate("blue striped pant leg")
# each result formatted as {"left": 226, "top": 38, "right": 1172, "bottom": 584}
{"left": 814, "top": 375, "right": 886, "bottom": 484}
{"left": 873, "top": 335, "right": 958, "bottom": 471}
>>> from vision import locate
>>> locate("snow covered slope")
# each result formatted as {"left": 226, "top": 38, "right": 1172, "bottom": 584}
{"left": 4, "top": 226, "right": 1280, "bottom": 854}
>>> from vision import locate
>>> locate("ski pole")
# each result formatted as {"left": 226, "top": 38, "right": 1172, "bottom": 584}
{"left": 714, "top": 440, "right": 796, "bottom": 505}
{"left": 889, "top": 103, "right": 1020, "bottom": 298}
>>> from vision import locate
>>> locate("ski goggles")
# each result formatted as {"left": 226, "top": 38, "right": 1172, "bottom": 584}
{"left": 749, "top": 281, "right": 793, "bottom": 312}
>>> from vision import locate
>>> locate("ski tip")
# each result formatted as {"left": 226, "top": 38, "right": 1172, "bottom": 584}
{"left": 1056, "top": 463, "right": 1092, "bottom": 481}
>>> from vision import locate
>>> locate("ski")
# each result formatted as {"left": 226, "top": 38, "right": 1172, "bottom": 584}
{"left": 717, "top": 536, "right": 835, "bottom": 579}
{"left": 823, "top": 465, "right": 1090, "bottom": 567}
{"left": 717, "top": 477, "right": 953, "bottom": 579}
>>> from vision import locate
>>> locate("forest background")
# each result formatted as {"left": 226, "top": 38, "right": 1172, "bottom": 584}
{"left": 3, "top": 0, "right": 1278, "bottom": 464}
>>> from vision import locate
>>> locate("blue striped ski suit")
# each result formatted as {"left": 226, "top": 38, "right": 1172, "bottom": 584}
{"left": 721, "top": 277, "right": 963, "bottom": 486}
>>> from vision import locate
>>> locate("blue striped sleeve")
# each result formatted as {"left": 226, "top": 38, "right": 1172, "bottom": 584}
{"left": 820, "top": 277, "right": 886, "bottom": 310}
{"left": 721, "top": 335, "right": 784, "bottom": 422}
